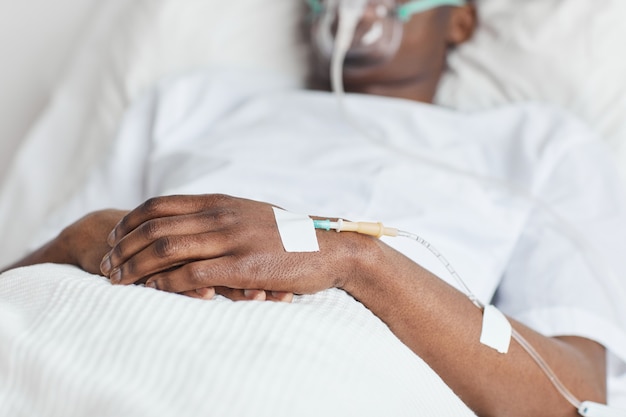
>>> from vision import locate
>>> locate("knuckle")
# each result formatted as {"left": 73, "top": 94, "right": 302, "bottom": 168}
{"left": 186, "top": 263, "right": 209, "bottom": 285}
{"left": 203, "top": 194, "right": 237, "bottom": 211}
{"left": 139, "top": 219, "right": 162, "bottom": 241}
{"left": 155, "top": 276, "right": 175, "bottom": 292}
{"left": 141, "top": 197, "right": 166, "bottom": 215}
{"left": 203, "top": 207, "right": 236, "bottom": 227}
{"left": 110, "top": 243, "right": 125, "bottom": 263}
{"left": 153, "top": 236, "right": 177, "bottom": 258}
{"left": 114, "top": 215, "right": 131, "bottom": 236}
{"left": 120, "top": 259, "right": 138, "bottom": 279}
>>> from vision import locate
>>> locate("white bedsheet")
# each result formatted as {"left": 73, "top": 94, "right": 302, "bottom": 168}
{"left": 0, "top": 264, "right": 476, "bottom": 417}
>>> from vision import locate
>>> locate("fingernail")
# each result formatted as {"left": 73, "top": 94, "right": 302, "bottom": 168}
{"left": 244, "top": 289, "right": 264, "bottom": 300}
{"left": 195, "top": 288, "right": 214, "bottom": 299}
{"left": 100, "top": 255, "right": 112, "bottom": 275}
{"left": 110, "top": 268, "right": 122, "bottom": 284}
{"left": 145, "top": 281, "right": 157, "bottom": 289}
{"left": 107, "top": 229, "right": 116, "bottom": 246}
{"left": 271, "top": 291, "right": 293, "bottom": 303}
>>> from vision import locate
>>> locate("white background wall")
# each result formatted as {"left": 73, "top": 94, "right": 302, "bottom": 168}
{"left": 0, "top": 0, "right": 98, "bottom": 180}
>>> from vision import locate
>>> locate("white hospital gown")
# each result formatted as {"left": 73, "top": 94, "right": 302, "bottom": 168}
{"left": 34, "top": 68, "right": 626, "bottom": 406}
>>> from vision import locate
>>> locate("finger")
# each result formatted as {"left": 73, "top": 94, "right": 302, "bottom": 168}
{"left": 103, "top": 210, "right": 227, "bottom": 276}
{"left": 109, "top": 233, "right": 228, "bottom": 284}
{"left": 181, "top": 287, "right": 216, "bottom": 300}
{"left": 108, "top": 232, "right": 232, "bottom": 285}
{"left": 267, "top": 291, "right": 294, "bottom": 303}
{"left": 144, "top": 258, "right": 251, "bottom": 294}
{"left": 215, "top": 287, "right": 267, "bottom": 301}
{"left": 108, "top": 194, "right": 237, "bottom": 246}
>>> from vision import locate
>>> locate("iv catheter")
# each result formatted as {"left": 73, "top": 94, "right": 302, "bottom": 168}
{"left": 313, "top": 219, "right": 625, "bottom": 417}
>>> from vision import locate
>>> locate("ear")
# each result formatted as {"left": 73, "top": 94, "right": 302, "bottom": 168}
{"left": 446, "top": 4, "right": 477, "bottom": 46}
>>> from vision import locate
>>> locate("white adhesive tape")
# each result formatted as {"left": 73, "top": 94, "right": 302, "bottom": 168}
{"left": 272, "top": 207, "right": 320, "bottom": 253}
{"left": 480, "top": 305, "right": 512, "bottom": 354}
{"left": 579, "top": 401, "right": 626, "bottom": 417}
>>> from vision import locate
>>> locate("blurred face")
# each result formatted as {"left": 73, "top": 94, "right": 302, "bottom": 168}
{"left": 307, "top": 1, "right": 476, "bottom": 103}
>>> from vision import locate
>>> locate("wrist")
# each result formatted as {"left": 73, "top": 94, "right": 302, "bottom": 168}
{"left": 2, "top": 229, "right": 76, "bottom": 273}
{"left": 51, "top": 226, "right": 79, "bottom": 266}
{"left": 337, "top": 234, "right": 394, "bottom": 295}
{"left": 337, "top": 234, "right": 435, "bottom": 324}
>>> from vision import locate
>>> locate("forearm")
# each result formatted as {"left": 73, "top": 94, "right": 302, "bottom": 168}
{"left": 0, "top": 235, "right": 74, "bottom": 274}
{"left": 342, "top": 238, "right": 606, "bottom": 417}
{"left": 1, "top": 209, "right": 128, "bottom": 276}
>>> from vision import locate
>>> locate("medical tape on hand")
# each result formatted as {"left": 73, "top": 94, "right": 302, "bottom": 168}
{"left": 480, "top": 305, "right": 512, "bottom": 354}
{"left": 272, "top": 207, "right": 320, "bottom": 252}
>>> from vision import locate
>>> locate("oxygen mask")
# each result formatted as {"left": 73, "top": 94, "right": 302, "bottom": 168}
{"left": 307, "top": 0, "right": 467, "bottom": 72}
{"left": 309, "top": 0, "right": 402, "bottom": 69}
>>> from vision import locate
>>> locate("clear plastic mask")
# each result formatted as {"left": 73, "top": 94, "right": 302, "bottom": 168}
{"left": 307, "top": 0, "right": 467, "bottom": 68}
{"left": 309, "top": 0, "right": 401, "bottom": 68}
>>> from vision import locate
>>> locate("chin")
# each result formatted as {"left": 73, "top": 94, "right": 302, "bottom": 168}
{"left": 341, "top": 68, "right": 394, "bottom": 91}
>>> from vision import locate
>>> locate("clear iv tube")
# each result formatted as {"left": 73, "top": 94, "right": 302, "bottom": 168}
{"left": 511, "top": 328, "right": 581, "bottom": 408}
{"left": 315, "top": 217, "right": 585, "bottom": 409}
{"left": 396, "top": 229, "right": 582, "bottom": 408}
{"left": 314, "top": 218, "right": 585, "bottom": 407}
{"left": 396, "top": 229, "right": 482, "bottom": 309}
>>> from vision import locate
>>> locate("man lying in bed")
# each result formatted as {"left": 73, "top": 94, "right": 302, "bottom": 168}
{"left": 4, "top": 1, "right": 626, "bottom": 416}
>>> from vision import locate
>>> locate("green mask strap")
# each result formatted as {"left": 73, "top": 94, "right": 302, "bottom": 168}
{"left": 307, "top": 0, "right": 467, "bottom": 21}
{"left": 306, "top": 0, "right": 324, "bottom": 15}
{"left": 397, "top": 0, "right": 467, "bottom": 22}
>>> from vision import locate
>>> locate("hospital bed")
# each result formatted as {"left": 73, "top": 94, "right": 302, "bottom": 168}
{"left": 1, "top": 0, "right": 626, "bottom": 415}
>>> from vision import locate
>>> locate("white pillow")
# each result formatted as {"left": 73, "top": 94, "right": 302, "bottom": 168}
{"left": 437, "top": 0, "right": 626, "bottom": 179}
{"left": 46, "top": 0, "right": 306, "bottom": 188}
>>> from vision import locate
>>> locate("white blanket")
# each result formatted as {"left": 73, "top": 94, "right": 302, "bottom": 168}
{"left": 0, "top": 264, "right": 475, "bottom": 417}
